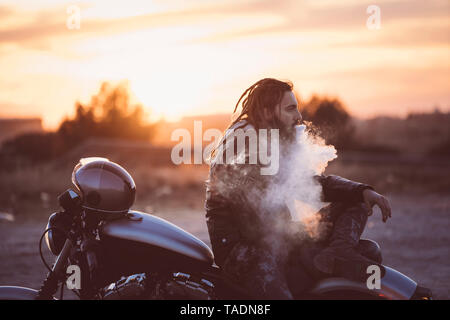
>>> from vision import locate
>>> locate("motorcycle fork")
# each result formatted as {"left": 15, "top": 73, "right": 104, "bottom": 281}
{"left": 35, "top": 239, "right": 73, "bottom": 300}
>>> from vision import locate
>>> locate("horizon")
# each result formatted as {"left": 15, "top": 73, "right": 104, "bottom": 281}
{"left": 1, "top": 106, "right": 448, "bottom": 130}
{"left": 0, "top": 0, "right": 449, "bottom": 129}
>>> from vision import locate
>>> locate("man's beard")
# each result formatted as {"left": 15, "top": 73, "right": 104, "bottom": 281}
{"left": 260, "top": 117, "right": 300, "bottom": 156}
{"left": 280, "top": 125, "right": 297, "bottom": 141}
{"left": 278, "top": 127, "right": 296, "bottom": 159}
{"left": 279, "top": 119, "right": 301, "bottom": 146}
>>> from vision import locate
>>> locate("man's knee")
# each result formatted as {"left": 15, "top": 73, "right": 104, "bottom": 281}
{"left": 344, "top": 202, "right": 369, "bottom": 225}
{"left": 333, "top": 202, "right": 369, "bottom": 243}
{"left": 320, "top": 202, "right": 369, "bottom": 223}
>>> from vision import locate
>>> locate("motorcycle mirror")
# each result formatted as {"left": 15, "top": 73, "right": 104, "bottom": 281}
{"left": 58, "top": 189, "right": 82, "bottom": 213}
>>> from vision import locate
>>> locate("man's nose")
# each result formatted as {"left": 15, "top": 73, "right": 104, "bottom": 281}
{"left": 295, "top": 111, "right": 303, "bottom": 123}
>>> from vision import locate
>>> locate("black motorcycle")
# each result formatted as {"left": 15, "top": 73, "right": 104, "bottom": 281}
{"left": 0, "top": 158, "right": 432, "bottom": 300}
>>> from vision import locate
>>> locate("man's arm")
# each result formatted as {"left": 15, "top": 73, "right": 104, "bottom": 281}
{"left": 315, "top": 174, "right": 393, "bottom": 222}
{"left": 362, "top": 188, "right": 392, "bottom": 222}
{"left": 314, "top": 174, "right": 374, "bottom": 203}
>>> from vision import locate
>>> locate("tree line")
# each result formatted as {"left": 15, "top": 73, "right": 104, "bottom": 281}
{"left": 1, "top": 81, "right": 404, "bottom": 165}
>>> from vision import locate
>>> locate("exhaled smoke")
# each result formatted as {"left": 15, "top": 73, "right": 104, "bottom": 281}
{"left": 258, "top": 123, "right": 337, "bottom": 241}
{"left": 209, "top": 120, "right": 337, "bottom": 243}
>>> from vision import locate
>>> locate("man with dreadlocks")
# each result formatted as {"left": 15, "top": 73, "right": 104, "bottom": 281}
{"left": 205, "top": 78, "right": 392, "bottom": 299}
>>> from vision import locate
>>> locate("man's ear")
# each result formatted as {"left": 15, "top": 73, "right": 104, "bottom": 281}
{"left": 264, "top": 105, "right": 279, "bottom": 120}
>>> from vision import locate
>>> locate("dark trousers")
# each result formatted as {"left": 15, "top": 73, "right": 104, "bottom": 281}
{"left": 221, "top": 202, "right": 369, "bottom": 299}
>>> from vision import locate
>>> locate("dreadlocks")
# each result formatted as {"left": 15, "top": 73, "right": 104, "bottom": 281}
{"left": 210, "top": 78, "right": 294, "bottom": 160}
{"left": 230, "top": 78, "right": 293, "bottom": 130}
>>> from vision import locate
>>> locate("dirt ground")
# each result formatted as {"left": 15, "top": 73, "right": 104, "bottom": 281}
{"left": 0, "top": 193, "right": 448, "bottom": 299}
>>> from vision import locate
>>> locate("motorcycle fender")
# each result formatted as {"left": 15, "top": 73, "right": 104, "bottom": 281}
{"left": 310, "top": 265, "right": 417, "bottom": 300}
{"left": 0, "top": 286, "right": 39, "bottom": 300}
{"left": 377, "top": 265, "right": 417, "bottom": 300}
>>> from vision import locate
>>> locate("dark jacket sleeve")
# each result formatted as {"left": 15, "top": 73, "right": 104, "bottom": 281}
{"left": 314, "top": 174, "right": 374, "bottom": 203}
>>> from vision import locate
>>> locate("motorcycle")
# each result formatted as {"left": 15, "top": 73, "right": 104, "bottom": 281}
{"left": 0, "top": 158, "right": 432, "bottom": 300}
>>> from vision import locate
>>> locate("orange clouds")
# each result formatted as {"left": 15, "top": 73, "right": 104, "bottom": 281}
{"left": 0, "top": 0, "right": 448, "bottom": 128}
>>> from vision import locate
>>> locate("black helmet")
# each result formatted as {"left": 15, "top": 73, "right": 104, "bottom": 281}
{"left": 72, "top": 157, "right": 136, "bottom": 214}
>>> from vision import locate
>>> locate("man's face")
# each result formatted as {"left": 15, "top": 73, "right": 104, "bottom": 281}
{"left": 275, "top": 91, "right": 302, "bottom": 135}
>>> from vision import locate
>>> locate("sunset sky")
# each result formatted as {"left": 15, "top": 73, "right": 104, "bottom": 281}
{"left": 0, "top": 0, "right": 449, "bottom": 129}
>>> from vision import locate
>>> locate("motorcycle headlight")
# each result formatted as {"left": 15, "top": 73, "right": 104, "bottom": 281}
{"left": 45, "top": 211, "right": 71, "bottom": 255}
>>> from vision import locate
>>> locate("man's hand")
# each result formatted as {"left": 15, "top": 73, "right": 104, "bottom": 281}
{"left": 362, "top": 189, "right": 392, "bottom": 223}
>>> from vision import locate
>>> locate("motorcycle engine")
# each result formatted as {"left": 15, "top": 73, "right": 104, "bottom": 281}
{"left": 101, "top": 272, "right": 214, "bottom": 300}
{"left": 102, "top": 273, "right": 147, "bottom": 300}
{"left": 163, "top": 272, "right": 215, "bottom": 300}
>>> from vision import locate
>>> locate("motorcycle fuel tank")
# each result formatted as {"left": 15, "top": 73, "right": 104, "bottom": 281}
{"left": 99, "top": 211, "right": 214, "bottom": 276}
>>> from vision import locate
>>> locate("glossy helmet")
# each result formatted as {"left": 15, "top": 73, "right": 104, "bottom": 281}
{"left": 72, "top": 157, "right": 136, "bottom": 214}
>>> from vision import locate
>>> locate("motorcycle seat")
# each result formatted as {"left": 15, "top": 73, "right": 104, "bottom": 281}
{"left": 357, "top": 239, "right": 382, "bottom": 264}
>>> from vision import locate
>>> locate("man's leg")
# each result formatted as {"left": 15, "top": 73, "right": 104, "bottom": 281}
{"left": 222, "top": 242, "right": 294, "bottom": 300}
{"left": 313, "top": 202, "right": 381, "bottom": 282}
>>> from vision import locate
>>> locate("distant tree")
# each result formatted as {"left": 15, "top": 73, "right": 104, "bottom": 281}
{"left": 1, "top": 82, "right": 157, "bottom": 164}
{"left": 300, "top": 95, "right": 355, "bottom": 149}
{"left": 58, "top": 81, "right": 156, "bottom": 142}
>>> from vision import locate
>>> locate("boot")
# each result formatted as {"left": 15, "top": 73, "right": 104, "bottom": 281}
{"left": 313, "top": 203, "right": 383, "bottom": 282}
